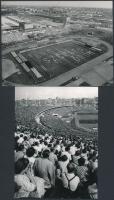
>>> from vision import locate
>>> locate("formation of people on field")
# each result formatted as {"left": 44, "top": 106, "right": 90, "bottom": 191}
{"left": 14, "top": 125, "right": 98, "bottom": 199}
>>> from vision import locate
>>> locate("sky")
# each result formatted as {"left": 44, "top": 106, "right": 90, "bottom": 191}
{"left": 2, "top": 1, "right": 112, "bottom": 8}
{"left": 15, "top": 87, "right": 98, "bottom": 100}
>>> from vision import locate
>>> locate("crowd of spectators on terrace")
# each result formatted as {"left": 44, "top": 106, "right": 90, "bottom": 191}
{"left": 14, "top": 125, "right": 98, "bottom": 199}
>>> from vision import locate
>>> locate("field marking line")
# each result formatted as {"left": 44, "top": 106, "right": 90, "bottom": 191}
{"left": 20, "top": 39, "right": 73, "bottom": 54}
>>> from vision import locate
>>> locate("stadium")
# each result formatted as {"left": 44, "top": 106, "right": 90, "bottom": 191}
{"left": 35, "top": 106, "right": 98, "bottom": 139}
{"left": 2, "top": 35, "right": 112, "bottom": 86}
{"left": 16, "top": 100, "right": 98, "bottom": 140}
{"left": 2, "top": 33, "right": 113, "bottom": 86}
{"left": 14, "top": 98, "right": 98, "bottom": 198}
{"left": 2, "top": 4, "right": 113, "bottom": 86}
{"left": 14, "top": 86, "right": 98, "bottom": 199}
{"left": 21, "top": 39, "right": 105, "bottom": 79}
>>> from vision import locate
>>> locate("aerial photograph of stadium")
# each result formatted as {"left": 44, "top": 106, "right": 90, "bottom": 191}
{"left": 15, "top": 87, "right": 98, "bottom": 198}
{"left": 2, "top": 1, "right": 113, "bottom": 86}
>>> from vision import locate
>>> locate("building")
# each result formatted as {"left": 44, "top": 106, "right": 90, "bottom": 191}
{"left": 19, "top": 22, "right": 25, "bottom": 31}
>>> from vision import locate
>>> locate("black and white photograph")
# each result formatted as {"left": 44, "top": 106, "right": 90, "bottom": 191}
{"left": 2, "top": 1, "right": 113, "bottom": 86}
{"left": 14, "top": 87, "right": 98, "bottom": 199}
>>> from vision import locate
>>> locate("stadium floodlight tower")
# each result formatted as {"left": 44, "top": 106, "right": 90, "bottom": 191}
{"left": 62, "top": 16, "right": 70, "bottom": 27}
{"left": 70, "top": 106, "right": 80, "bottom": 129}
{"left": 19, "top": 22, "right": 25, "bottom": 32}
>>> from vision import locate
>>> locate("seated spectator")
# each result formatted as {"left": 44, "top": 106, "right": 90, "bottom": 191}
{"left": 17, "top": 134, "right": 24, "bottom": 144}
{"left": 61, "top": 163, "right": 80, "bottom": 197}
{"left": 88, "top": 155, "right": 98, "bottom": 173}
{"left": 55, "top": 141, "right": 61, "bottom": 152}
{"left": 33, "top": 149, "right": 55, "bottom": 189}
{"left": 15, "top": 144, "right": 24, "bottom": 162}
{"left": 88, "top": 169, "right": 98, "bottom": 199}
{"left": 14, "top": 124, "right": 98, "bottom": 199}
{"left": 81, "top": 148, "right": 88, "bottom": 165}
{"left": 58, "top": 155, "right": 69, "bottom": 174}
{"left": 29, "top": 135, "right": 35, "bottom": 146}
{"left": 62, "top": 146, "right": 71, "bottom": 161}
{"left": 72, "top": 150, "right": 81, "bottom": 166}
{"left": 14, "top": 158, "right": 36, "bottom": 198}
{"left": 26, "top": 147, "right": 36, "bottom": 165}
{"left": 49, "top": 147, "right": 57, "bottom": 165}
{"left": 23, "top": 136, "right": 30, "bottom": 150}
{"left": 69, "top": 143, "right": 76, "bottom": 156}
{"left": 76, "top": 157, "right": 88, "bottom": 183}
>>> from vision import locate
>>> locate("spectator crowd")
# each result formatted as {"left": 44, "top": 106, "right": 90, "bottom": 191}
{"left": 14, "top": 125, "right": 98, "bottom": 199}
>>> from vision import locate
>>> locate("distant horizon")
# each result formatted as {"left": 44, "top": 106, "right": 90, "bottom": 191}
{"left": 16, "top": 96, "right": 97, "bottom": 100}
{"left": 15, "top": 87, "right": 98, "bottom": 100}
{"left": 2, "top": 1, "right": 112, "bottom": 9}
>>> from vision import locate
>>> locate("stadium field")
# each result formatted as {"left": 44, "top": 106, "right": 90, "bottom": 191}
{"left": 21, "top": 40, "right": 103, "bottom": 79}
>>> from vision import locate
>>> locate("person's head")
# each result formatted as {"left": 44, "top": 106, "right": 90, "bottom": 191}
{"left": 20, "top": 134, "right": 23, "bottom": 138}
{"left": 65, "top": 146, "right": 70, "bottom": 152}
{"left": 56, "top": 140, "right": 59, "bottom": 145}
{"left": 50, "top": 147, "right": 54, "bottom": 152}
{"left": 26, "top": 147, "right": 35, "bottom": 157}
{"left": 92, "top": 155, "right": 97, "bottom": 162}
{"left": 76, "top": 143, "right": 80, "bottom": 148}
{"left": 61, "top": 155, "right": 68, "bottom": 162}
{"left": 75, "top": 150, "right": 80, "bottom": 156}
{"left": 24, "top": 136, "right": 27, "bottom": 141}
{"left": 37, "top": 135, "right": 40, "bottom": 139}
{"left": 17, "top": 144, "right": 24, "bottom": 152}
{"left": 82, "top": 148, "right": 87, "bottom": 154}
{"left": 34, "top": 142, "right": 38, "bottom": 146}
{"left": 42, "top": 149, "right": 50, "bottom": 159}
{"left": 44, "top": 141, "right": 48, "bottom": 146}
{"left": 67, "top": 163, "right": 76, "bottom": 174}
{"left": 55, "top": 149, "right": 59, "bottom": 155}
{"left": 15, "top": 158, "right": 29, "bottom": 174}
{"left": 84, "top": 143, "right": 87, "bottom": 147}
{"left": 48, "top": 143, "right": 52, "bottom": 148}
{"left": 30, "top": 134, "right": 34, "bottom": 138}
{"left": 78, "top": 157, "right": 85, "bottom": 166}
{"left": 40, "top": 139, "right": 43, "bottom": 144}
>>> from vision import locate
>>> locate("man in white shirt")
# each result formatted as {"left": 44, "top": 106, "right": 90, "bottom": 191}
{"left": 62, "top": 146, "right": 71, "bottom": 161}
{"left": 69, "top": 145, "right": 76, "bottom": 156}
{"left": 34, "top": 142, "right": 43, "bottom": 154}
{"left": 61, "top": 162, "right": 80, "bottom": 192}
{"left": 17, "top": 134, "right": 24, "bottom": 144}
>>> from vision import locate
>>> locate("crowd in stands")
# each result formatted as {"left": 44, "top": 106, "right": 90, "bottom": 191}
{"left": 14, "top": 125, "right": 98, "bottom": 199}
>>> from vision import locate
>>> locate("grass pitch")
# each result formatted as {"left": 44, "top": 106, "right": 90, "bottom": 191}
{"left": 22, "top": 40, "right": 101, "bottom": 79}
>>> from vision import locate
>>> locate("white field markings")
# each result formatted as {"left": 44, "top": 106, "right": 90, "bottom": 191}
{"left": 51, "top": 42, "right": 94, "bottom": 64}
{"left": 51, "top": 44, "right": 82, "bottom": 64}
{"left": 52, "top": 46, "right": 78, "bottom": 68}
{"left": 20, "top": 39, "right": 73, "bottom": 54}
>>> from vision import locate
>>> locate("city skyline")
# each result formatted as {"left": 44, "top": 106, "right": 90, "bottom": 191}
{"left": 15, "top": 87, "right": 98, "bottom": 100}
{"left": 2, "top": 1, "right": 112, "bottom": 9}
